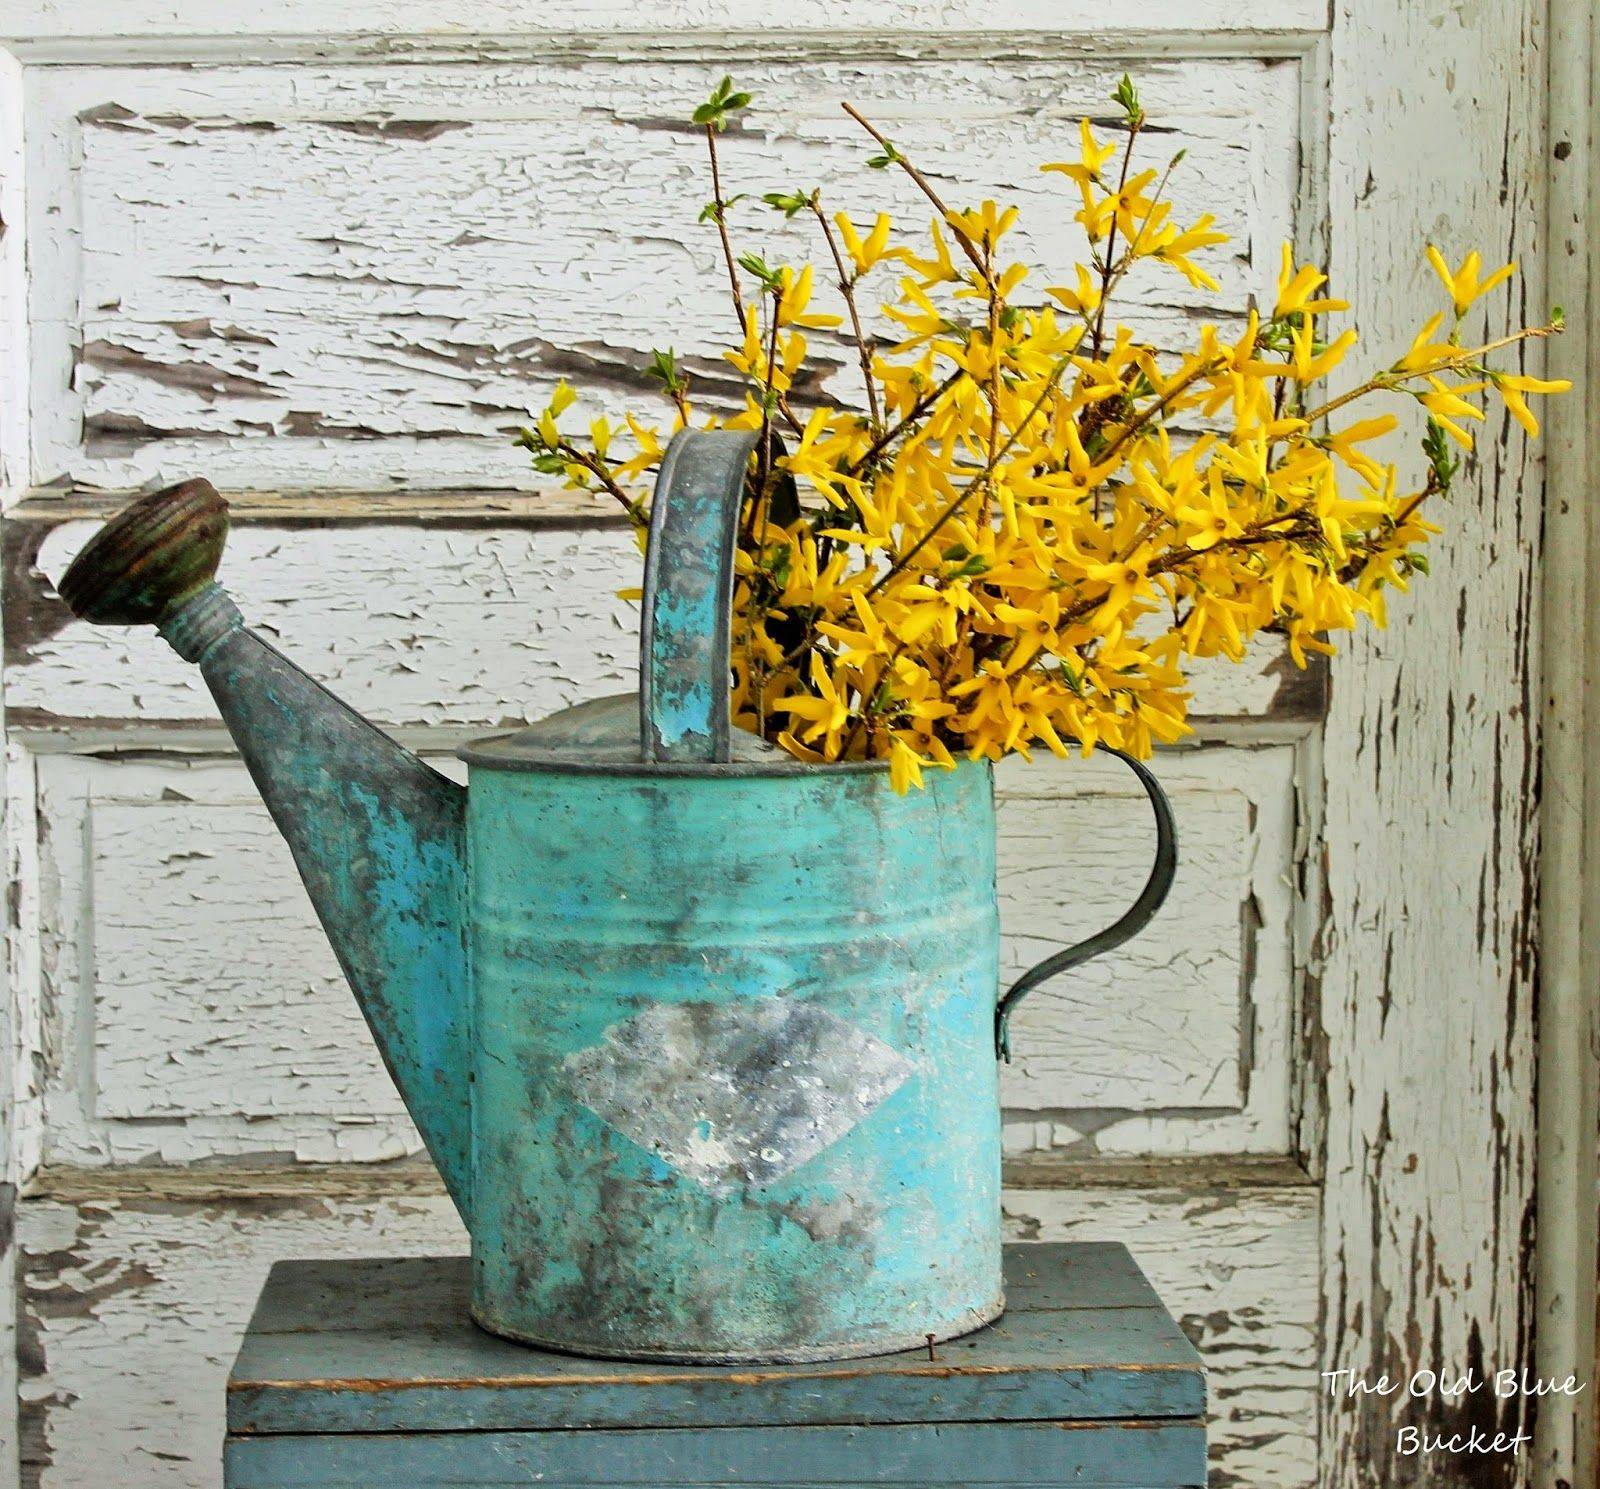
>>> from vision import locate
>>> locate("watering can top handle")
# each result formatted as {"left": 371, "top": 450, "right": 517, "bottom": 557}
{"left": 636, "top": 431, "right": 1177, "bottom": 1054}
{"left": 994, "top": 747, "right": 1178, "bottom": 1062}
{"left": 640, "top": 428, "right": 760, "bottom": 764}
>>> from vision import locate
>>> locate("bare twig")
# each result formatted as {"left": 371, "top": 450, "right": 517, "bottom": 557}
{"left": 743, "top": 289, "right": 787, "bottom": 733}
{"left": 810, "top": 196, "right": 884, "bottom": 433}
{"left": 981, "top": 235, "right": 1000, "bottom": 523}
{"left": 554, "top": 443, "right": 649, "bottom": 527}
{"left": 840, "top": 103, "right": 996, "bottom": 290}
{"left": 1090, "top": 116, "right": 1142, "bottom": 361}
{"left": 1096, "top": 150, "right": 1181, "bottom": 317}
{"left": 704, "top": 124, "right": 745, "bottom": 333}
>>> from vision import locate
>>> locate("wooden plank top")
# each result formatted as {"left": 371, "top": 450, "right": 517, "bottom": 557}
{"left": 227, "top": 1243, "right": 1204, "bottom": 1436}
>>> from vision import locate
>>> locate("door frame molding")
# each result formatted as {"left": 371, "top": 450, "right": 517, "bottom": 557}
{"left": 1536, "top": 0, "right": 1598, "bottom": 1483}
{"left": 1321, "top": 3, "right": 1580, "bottom": 1485}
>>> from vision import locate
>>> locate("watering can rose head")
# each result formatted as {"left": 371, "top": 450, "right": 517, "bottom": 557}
{"left": 518, "top": 74, "right": 1570, "bottom": 793}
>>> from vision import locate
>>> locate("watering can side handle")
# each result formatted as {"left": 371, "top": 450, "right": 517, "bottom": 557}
{"left": 994, "top": 746, "right": 1178, "bottom": 1062}
{"left": 640, "top": 428, "right": 761, "bottom": 764}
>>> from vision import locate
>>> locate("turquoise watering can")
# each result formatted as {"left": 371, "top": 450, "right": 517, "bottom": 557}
{"left": 59, "top": 429, "right": 1175, "bottom": 1363}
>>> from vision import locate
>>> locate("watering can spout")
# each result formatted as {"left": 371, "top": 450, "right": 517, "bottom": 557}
{"left": 58, "top": 481, "right": 474, "bottom": 1220}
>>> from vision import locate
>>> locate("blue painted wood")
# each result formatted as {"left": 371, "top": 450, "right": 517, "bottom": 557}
{"left": 225, "top": 1421, "right": 1207, "bottom": 1488}
{"left": 224, "top": 1244, "right": 1205, "bottom": 1488}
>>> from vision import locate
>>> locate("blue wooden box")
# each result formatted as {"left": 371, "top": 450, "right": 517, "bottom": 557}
{"left": 223, "top": 1242, "right": 1206, "bottom": 1488}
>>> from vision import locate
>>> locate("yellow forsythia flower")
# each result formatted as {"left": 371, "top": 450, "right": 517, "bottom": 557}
{"left": 521, "top": 87, "right": 1569, "bottom": 789}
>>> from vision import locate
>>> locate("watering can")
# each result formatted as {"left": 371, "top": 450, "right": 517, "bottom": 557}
{"left": 59, "top": 429, "right": 1176, "bottom": 1363}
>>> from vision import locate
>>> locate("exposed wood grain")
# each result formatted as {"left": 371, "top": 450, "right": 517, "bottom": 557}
{"left": 1319, "top": 2, "right": 1546, "bottom": 1484}
{"left": 19, "top": 1153, "right": 1312, "bottom": 1204}
{"left": 8, "top": 488, "right": 622, "bottom": 524}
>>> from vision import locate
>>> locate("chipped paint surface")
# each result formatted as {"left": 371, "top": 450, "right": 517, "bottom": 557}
{"left": 564, "top": 1000, "right": 914, "bottom": 1192}
{"left": 1317, "top": 0, "right": 1549, "bottom": 1481}
{"left": 11, "top": 518, "right": 1308, "bottom": 728}
{"left": 1006, "top": 1178, "right": 1320, "bottom": 1487}
{"left": 17, "top": 1187, "right": 470, "bottom": 1489}
{"left": 14, "top": 1170, "right": 1317, "bottom": 1488}
{"left": 12, "top": 57, "right": 1300, "bottom": 493}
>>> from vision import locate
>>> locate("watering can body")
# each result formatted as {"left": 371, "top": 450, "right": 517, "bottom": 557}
{"left": 59, "top": 429, "right": 1174, "bottom": 1363}
{"left": 467, "top": 735, "right": 1001, "bottom": 1357}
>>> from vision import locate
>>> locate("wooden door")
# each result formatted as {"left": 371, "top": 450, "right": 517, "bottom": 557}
{"left": 0, "top": 4, "right": 1582, "bottom": 1486}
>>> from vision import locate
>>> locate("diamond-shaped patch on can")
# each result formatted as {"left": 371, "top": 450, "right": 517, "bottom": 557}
{"left": 563, "top": 998, "right": 915, "bottom": 1193}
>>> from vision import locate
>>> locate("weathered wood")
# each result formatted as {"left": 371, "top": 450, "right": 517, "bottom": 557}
{"left": 18, "top": 1176, "right": 1309, "bottom": 1488}
{"left": 225, "top": 1422, "right": 1207, "bottom": 1488}
{"left": 24, "top": 742, "right": 1300, "bottom": 1166}
{"left": 1319, "top": 2, "right": 1547, "bottom": 1484}
{"left": 17, "top": 56, "right": 1300, "bottom": 492}
{"left": 1533, "top": 3, "right": 1599, "bottom": 1484}
{"left": 1007, "top": 1182, "right": 1320, "bottom": 1487}
{"left": 1, "top": 45, "right": 30, "bottom": 1487}
{"left": 7, "top": 520, "right": 1320, "bottom": 728}
{"left": 0, "top": 4, "right": 1559, "bottom": 1485}
{"left": 8, "top": 488, "right": 622, "bottom": 525}
{"left": 0, "top": 0, "right": 1328, "bottom": 52}
{"left": 998, "top": 746, "right": 1296, "bottom": 1150}
{"left": 0, "top": 43, "right": 25, "bottom": 497}
{"left": 226, "top": 1246, "right": 1203, "bottom": 1436}
{"left": 17, "top": 1193, "right": 469, "bottom": 1489}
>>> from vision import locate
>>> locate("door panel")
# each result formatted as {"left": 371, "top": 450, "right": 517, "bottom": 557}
{"left": 22, "top": 56, "right": 1301, "bottom": 490}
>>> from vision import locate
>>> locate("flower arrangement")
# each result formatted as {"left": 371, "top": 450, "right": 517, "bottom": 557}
{"left": 518, "top": 76, "right": 1567, "bottom": 792}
